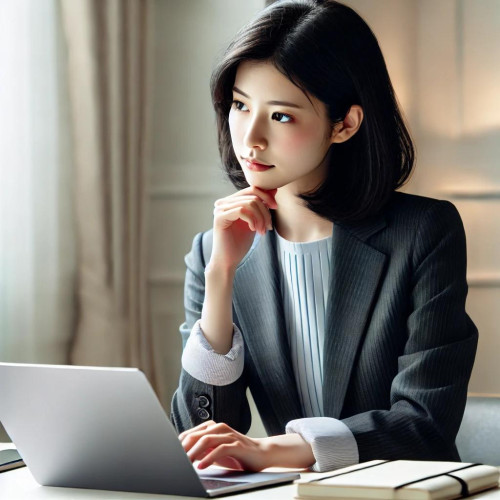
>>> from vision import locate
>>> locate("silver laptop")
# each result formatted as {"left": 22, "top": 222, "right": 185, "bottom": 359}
{"left": 0, "top": 362, "right": 299, "bottom": 497}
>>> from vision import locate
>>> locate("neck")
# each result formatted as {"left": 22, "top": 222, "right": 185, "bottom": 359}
{"left": 273, "top": 188, "right": 333, "bottom": 242}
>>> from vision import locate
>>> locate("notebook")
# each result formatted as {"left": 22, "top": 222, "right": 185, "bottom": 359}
{"left": 0, "top": 362, "right": 299, "bottom": 497}
{"left": 294, "top": 459, "right": 500, "bottom": 499}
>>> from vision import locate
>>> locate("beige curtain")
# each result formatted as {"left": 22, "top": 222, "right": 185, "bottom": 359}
{"left": 59, "top": 0, "right": 155, "bottom": 385}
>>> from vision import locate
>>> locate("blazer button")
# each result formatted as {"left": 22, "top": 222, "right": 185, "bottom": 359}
{"left": 198, "top": 395, "right": 210, "bottom": 408}
{"left": 197, "top": 408, "right": 210, "bottom": 420}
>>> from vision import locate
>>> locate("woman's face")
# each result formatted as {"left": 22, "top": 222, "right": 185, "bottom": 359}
{"left": 228, "top": 60, "right": 336, "bottom": 194}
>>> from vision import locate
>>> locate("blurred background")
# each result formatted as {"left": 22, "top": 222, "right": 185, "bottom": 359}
{"left": 1, "top": 0, "right": 499, "bottom": 442}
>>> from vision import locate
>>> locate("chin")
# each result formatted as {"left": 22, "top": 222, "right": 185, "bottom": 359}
{"left": 247, "top": 180, "right": 283, "bottom": 191}
{"left": 242, "top": 170, "right": 288, "bottom": 192}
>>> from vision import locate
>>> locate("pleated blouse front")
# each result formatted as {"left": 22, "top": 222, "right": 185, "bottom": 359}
{"left": 275, "top": 231, "right": 332, "bottom": 418}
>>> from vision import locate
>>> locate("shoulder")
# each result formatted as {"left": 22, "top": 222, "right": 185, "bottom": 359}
{"left": 385, "top": 191, "right": 459, "bottom": 219}
{"left": 383, "top": 192, "right": 464, "bottom": 237}
{"left": 341, "top": 192, "right": 463, "bottom": 245}
{"left": 371, "top": 192, "right": 466, "bottom": 262}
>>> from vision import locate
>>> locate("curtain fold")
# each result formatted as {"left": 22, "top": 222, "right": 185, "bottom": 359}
{"left": 59, "top": 0, "right": 155, "bottom": 386}
{"left": 0, "top": 0, "right": 75, "bottom": 365}
{"left": 0, "top": 0, "right": 76, "bottom": 441}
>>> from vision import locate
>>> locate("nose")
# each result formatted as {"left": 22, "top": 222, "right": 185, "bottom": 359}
{"left": 243, "top": 115, "right": 268, "bottom": 151}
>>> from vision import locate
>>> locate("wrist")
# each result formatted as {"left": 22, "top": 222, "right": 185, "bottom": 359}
{"left": 201, "top": 261, "right": 236, "bottom": 355}
{"left": 205, "top": 260, "right": 237, "bottom": 280}
{"left": 260, "top": 434, "right": 315, "bottom": 469}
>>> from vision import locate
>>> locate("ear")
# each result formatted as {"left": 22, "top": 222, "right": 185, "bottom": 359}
{"left": 330, "top": 105, "right": 364, "bottom": 144}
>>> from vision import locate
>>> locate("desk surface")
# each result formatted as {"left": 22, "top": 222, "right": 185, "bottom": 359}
{"left": 2, "top": 444, "right": 500, "bottom": 499}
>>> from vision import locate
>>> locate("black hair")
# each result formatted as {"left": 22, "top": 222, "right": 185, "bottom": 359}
{"left": 210, "top": 0, "right": 415, "bottom": 222}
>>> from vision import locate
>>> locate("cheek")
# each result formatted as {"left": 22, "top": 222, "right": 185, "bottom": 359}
{"left": 278, "top": 127, "right": 329, "bottom": 158}
{"left": 282, "top": 130, "right": 312, "bottom": 150}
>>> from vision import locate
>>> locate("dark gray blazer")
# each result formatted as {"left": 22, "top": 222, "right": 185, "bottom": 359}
{"left": 171, "top": 192, "right": 478, "bottom": 463}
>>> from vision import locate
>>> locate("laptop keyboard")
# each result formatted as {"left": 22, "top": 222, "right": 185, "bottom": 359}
{"left": 201, "top": 478, "right": 248, "bottom": 490}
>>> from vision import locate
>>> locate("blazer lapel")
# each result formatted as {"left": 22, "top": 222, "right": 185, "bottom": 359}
{"left": 232, "top": 232, "right": 302, "bottom": 424}
{"left": 323, "top": 218, "right": 388, "bottom": 418}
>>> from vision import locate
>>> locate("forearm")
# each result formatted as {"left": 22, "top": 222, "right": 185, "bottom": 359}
{"left": 201, "top": 263, "right": 236, "bottom": 353}
{"left": 260, "top": 433, "right": 315, "bottom": 469}
{"left": 342, "top": 330, "right": 477, "bottom": 462}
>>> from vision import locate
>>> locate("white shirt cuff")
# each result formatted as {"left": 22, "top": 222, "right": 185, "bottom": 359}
{"left": 181, "top": 319, "right": 244, "bottom": 386}
{"left": 286, "top": 417, "right": 359, "bottom": 472}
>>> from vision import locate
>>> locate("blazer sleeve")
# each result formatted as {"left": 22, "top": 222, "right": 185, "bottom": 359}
{"left": 170, "top": 231, "right": 251, "bottom": 434}
{"left": 342, "top": 200, "right": 478, "bottom": 461}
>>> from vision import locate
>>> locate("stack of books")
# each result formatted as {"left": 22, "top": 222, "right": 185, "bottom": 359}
{"left": 294, "top": 460, "right": 499, "bottom": 499}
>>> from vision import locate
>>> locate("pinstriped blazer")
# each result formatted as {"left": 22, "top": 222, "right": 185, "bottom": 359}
{"left": 171, "top": 192, "right": 478, "bottom": 463}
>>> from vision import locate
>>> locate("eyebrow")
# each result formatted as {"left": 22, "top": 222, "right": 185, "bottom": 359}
{"left": 233, "top": 86, "right": 303, "bottom": 109}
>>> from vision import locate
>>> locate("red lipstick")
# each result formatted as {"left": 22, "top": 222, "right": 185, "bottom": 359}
{"left": 244, "top": 158, "right": 274, "bottom": 172}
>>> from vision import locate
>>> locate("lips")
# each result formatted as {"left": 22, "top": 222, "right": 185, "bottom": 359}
{"left": 243, "top": 158, "right": 274, "bottom": 172}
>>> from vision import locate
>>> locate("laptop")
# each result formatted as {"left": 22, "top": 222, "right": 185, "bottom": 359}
{"left": 0, "top": 362, "right": 300, "bottom": 497}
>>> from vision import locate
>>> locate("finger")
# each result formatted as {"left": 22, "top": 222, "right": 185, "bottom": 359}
{"left": 214, "top": 206, "right": 259, "bottom": 233}
{"left": 249, "top": 199, "right": 272, "bottom": 233}
{"left": 214, "top": 197, "right": 263, "bottom": 213}
{"left": 187, "top": 433, "right": 235, "bottom": 462}
{"left": 181, "top": 430, "right": 214, "bottom": 454}
{"left": 178, "top": 420, "right": 215, "bottom": 441}
{"left": 181, "top": 422, "right": 234, "bottom": 453}
{"left": 197, "top": 442, "right": 244, "bottom": 470}
{"left": 215, "top": 199, "right": 271, "bottom": 233}
{"left": 201, "top": 454, "right": 245, "bottom": 471}
{"left": 258, "top": 187, "right": 278, "bottom": 208}
{"left": 178, "top": 420, "right": 215, "bottom": 440}
{"left": 252, "top": 187, "right": 277, "bottom": 209}
{"left": 242, "top": 186, "right": 277, "bottom": 208}
{"left": 216, "top": 187, "right": 277, "bottom": 209}
{"left": 214, "top": 195, "right": 266, "bottom": 210}
{"left": 215, "top": 194, "right": 274, "bottom": 210}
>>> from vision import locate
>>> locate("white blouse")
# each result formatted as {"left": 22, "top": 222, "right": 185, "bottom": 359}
{"left": 275, "top": 231, "right": 332, "bottom": 418}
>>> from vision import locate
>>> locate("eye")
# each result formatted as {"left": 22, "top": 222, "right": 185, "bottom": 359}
{"left": 232, "top": 100, "right": 249, "bottom": 112}
{"left": 272, "top": 112, "right": 293, "bottom": 123}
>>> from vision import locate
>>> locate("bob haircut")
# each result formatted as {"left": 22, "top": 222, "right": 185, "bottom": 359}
{"left": 210, "top": 0, "right": 415, "bottom": 223}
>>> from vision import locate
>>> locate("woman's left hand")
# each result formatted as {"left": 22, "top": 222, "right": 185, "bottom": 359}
{"left": 178, "top": 420, "right": 315, "bottom": 471}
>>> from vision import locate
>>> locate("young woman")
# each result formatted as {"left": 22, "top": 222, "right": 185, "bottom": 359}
{"left": 171, "top": 0, "right": 478, "bottom": 473}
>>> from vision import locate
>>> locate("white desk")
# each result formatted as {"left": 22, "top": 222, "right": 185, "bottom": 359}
{"left": 2, "top": 444, "right": 500, "bottom": 499}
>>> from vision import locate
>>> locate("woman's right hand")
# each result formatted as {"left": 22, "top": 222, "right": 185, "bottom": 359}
{"left": 199, "top": 186, "right": 277, "bottom": 353}
{"left": 210, "top": 186, "right": 277, "bottom": 272}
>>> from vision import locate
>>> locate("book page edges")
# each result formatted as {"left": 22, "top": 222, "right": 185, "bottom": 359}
{"left": 295, "top": 462, "right": 499, "bottom": 500}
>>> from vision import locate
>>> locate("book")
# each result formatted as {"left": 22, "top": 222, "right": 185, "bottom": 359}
{"left": 294, "top": 460, "right": 500, "bottom": 500}
{"left": 0, "top": 449, "right": 25, "bottom": 473}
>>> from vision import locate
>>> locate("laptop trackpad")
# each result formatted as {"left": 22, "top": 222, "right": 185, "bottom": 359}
{"left": 198, "top": 465, "right": 298, "bottom": 495}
